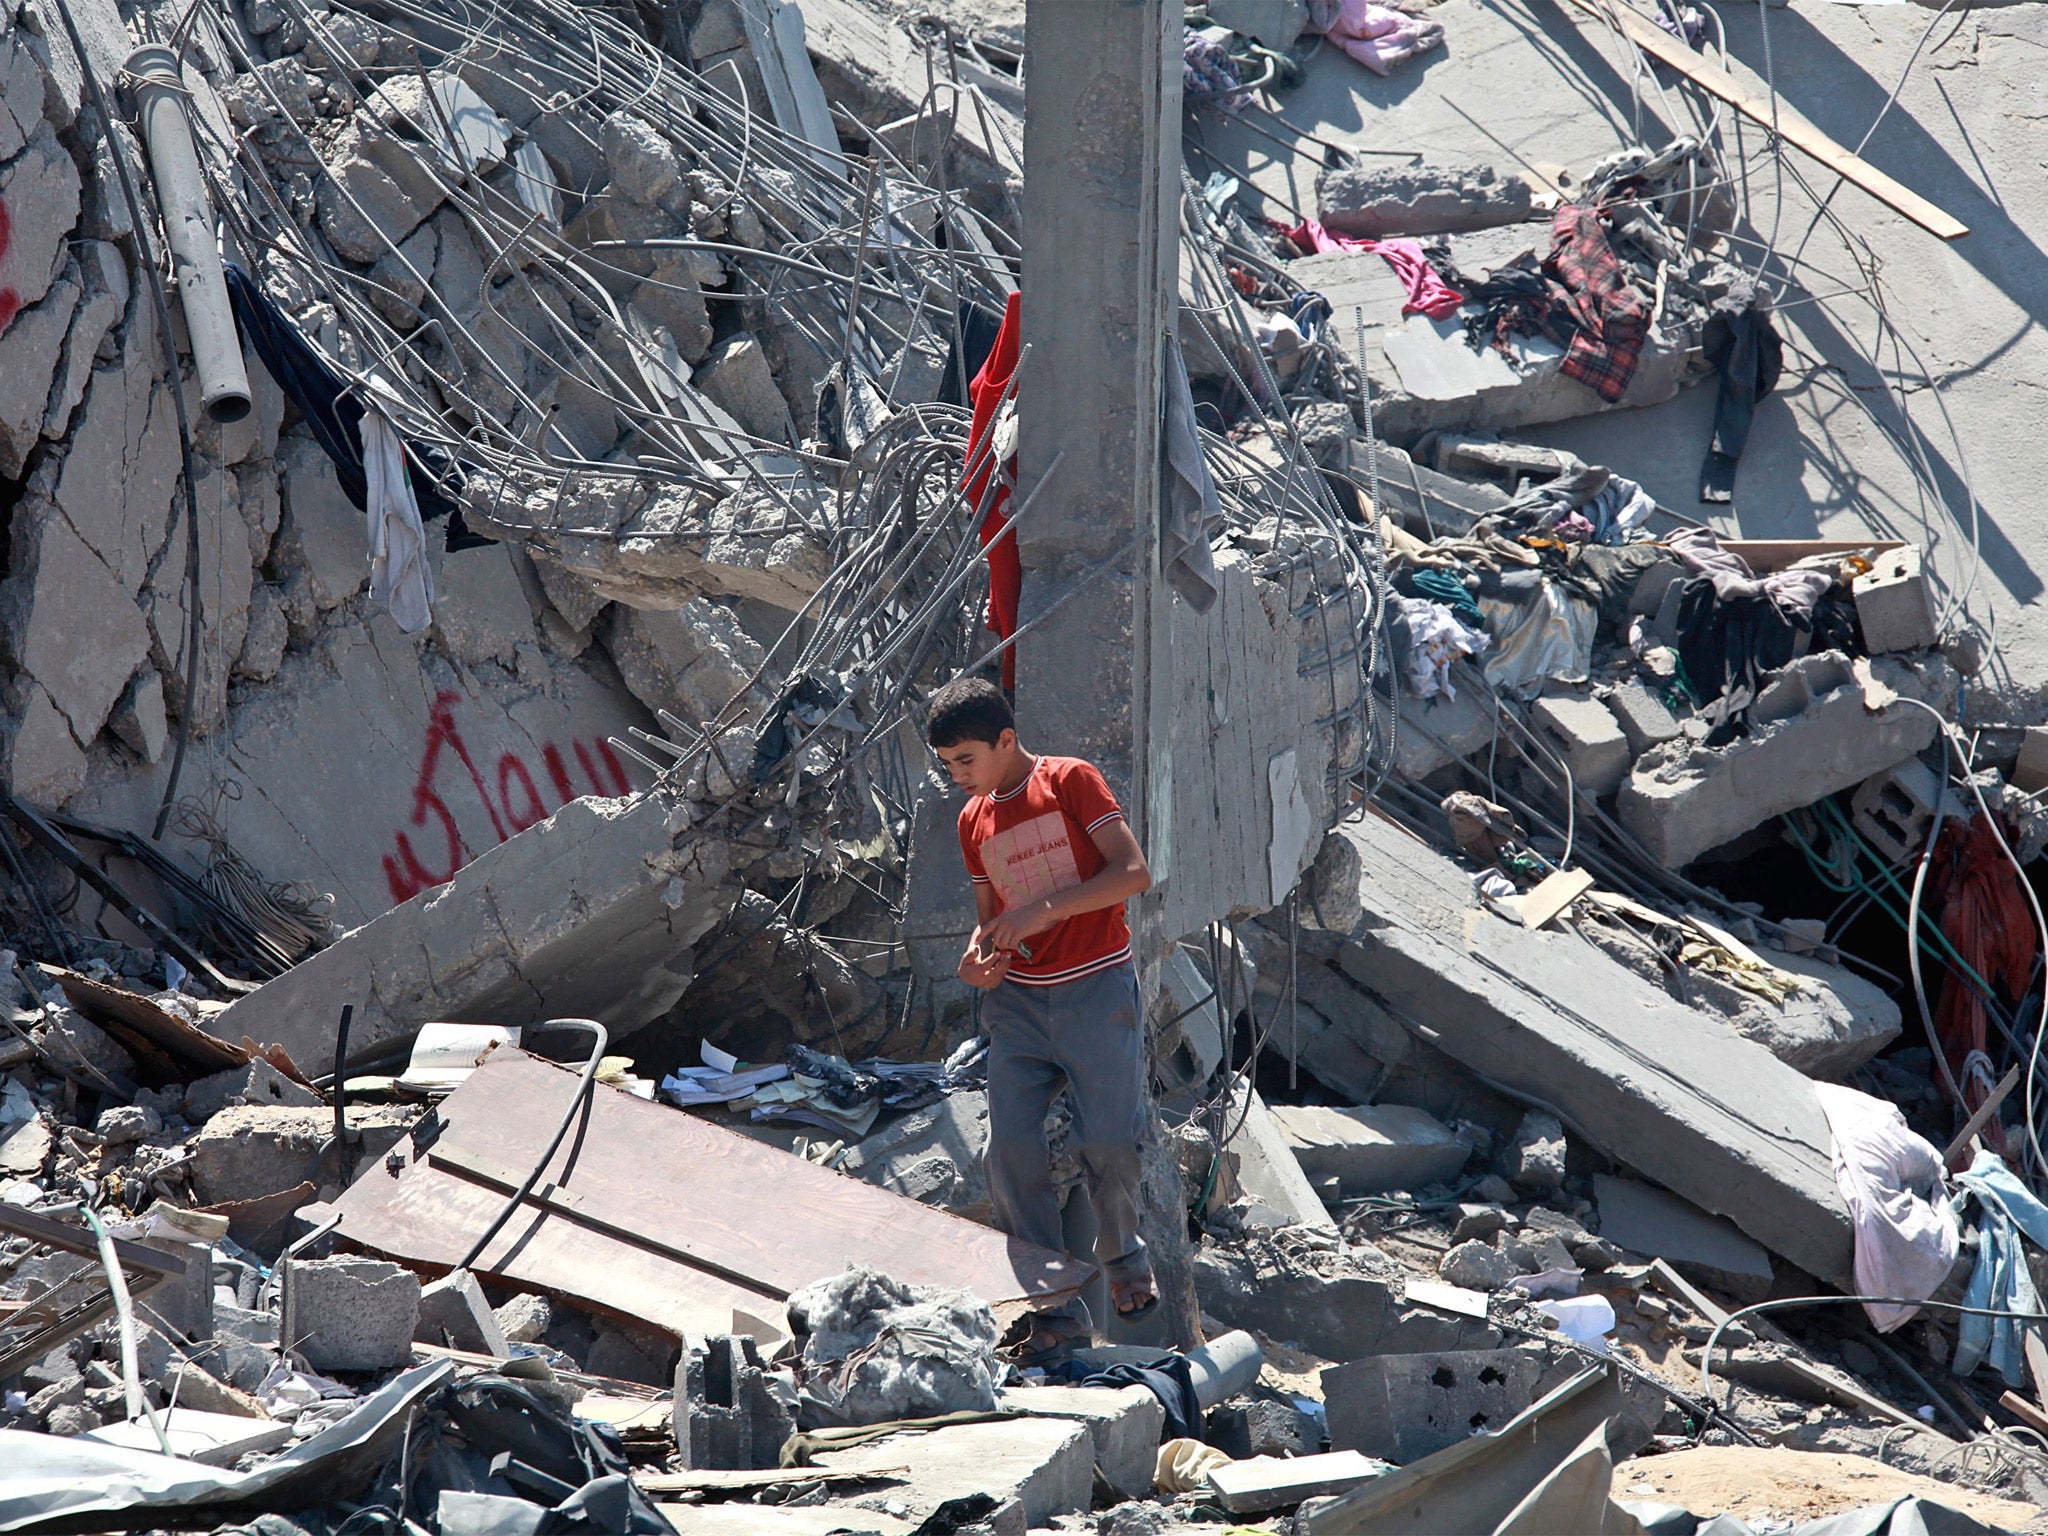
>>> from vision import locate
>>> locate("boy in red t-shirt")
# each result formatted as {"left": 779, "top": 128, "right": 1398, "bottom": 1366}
{"left": 926, "top": 676, "right": 1156, "bottom": 1360}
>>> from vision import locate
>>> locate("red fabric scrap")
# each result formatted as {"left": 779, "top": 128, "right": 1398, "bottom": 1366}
{"left": 1285, "top": 218, "right": 1464, "bottom": 321}
{"left": 962, "top": 290, "right": 1023, "bottom": 691}
{"left": 1931, "top": 811, "right": 2038, "bottom": 1128}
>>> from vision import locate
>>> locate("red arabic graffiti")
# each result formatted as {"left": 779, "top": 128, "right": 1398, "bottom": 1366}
{"left": 0, "top": 198, "right": 21, "bottom": 336}
{"left": 382, "top": 690, "right": 634, "bottom": 905}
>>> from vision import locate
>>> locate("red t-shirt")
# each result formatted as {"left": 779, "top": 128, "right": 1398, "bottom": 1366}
{"left": 957, "top": 755, "right": 1133, "bottom": 986}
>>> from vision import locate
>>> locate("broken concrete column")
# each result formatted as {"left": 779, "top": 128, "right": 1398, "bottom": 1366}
{"left": 673, "top": 1334, "right": 795, "bottom": 1469}
{"left": 289, "top": 1257, "right": 421, "bottom": 1371}
{"left": 605, "top": 598, "right": 770, "bottom": 727}
{"left": 1316, "top": 161, "right": 1533, "bottom": 239}
{"left": 1619, "top": 652, "right": 1955, "bottom": 867}
{"left": 695, "top": 333, "right": 796, "bottom": 445}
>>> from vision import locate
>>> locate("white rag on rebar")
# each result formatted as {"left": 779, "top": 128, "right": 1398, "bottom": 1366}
{"left": 362, "top": 402, "right": 434, "bottom": 634}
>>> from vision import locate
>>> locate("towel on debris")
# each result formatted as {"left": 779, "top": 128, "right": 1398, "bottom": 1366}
{"left": 1285, "top": 219, "right": 1464, "bottom": 320}
{"left": 1813, "top": 1083, "right": 1958, "bottom": 1334}
{"left": 1323, "top": 0, "right": 1445, "bottom": 75}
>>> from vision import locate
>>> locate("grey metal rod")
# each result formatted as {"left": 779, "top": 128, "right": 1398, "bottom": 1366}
{"left": 126, "top": 44, "right": 252, "bottom": 424}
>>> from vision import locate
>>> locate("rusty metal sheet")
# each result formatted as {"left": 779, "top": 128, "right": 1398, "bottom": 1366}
{"left": 325, "top": 1048, "right": 1089, "bottom": 1339}
{"left": 46, "top": 968, "right": 247, "bottom": 1075}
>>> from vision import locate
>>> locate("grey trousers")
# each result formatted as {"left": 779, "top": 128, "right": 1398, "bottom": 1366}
{"left": 982, "top": 963, "right": 1149, "bottom": 1324}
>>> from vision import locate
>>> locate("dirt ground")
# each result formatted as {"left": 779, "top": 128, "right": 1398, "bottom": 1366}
{"left": 1614, "top": 1446, "right": 2046, "bottom": 1532}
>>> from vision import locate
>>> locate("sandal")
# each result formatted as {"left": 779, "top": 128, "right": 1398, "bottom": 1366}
{"left": 1110, "top": 1272, "right": 1160, "bottom": 1322}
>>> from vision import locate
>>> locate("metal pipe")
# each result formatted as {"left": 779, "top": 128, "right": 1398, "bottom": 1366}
{"left": 125, "top": 44, "right": 252, "bottom": 424}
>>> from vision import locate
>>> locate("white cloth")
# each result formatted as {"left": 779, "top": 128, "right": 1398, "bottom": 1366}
{"left": 1813, "top": 1082, "right": 1959, "bottom": 1332}
{"left": 362, "top": 403, "right": 433, "bottom": 634}
{"left": 1396, "top": 596, "right": 1488, "bottom": 700}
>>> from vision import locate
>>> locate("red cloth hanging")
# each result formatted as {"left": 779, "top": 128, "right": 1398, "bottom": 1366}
{"left": 962, "top": 291, "right": 1023, "bottom": 691}
{"left": 1931, "top": 811, "right": 2038, "bottom": 1136}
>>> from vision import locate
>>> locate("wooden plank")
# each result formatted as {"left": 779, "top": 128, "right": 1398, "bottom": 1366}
{"left": 1943, "top": 1065, "right": 2019, "bottom": 1173}
{"left": 1559, "top": 0, "right": 1967, "bottom": 240}
{"left": 1646, "top": 1261, "right": 1940, "bottom": 1438}
{"left": 1506, "top": 868, "right": 1594, "bottom": 930}
{"left": 2002, "top": 1390, "right": 2048, "bottom": 1436}
{"left": 2022, "top": 1327, "right": 2048, "bottom": 1422}
{"left": 327, "top": 1050, "right": 1090, "bottom": 1341}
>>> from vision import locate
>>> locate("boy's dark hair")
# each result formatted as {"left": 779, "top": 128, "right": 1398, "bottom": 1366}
{"left": 926, "top": 676, "right": 1014, "bottom": 748}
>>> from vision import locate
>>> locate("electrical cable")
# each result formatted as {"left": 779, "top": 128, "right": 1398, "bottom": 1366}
{"left": 455, "top": 1017, "right": 608, "bottom": 1271}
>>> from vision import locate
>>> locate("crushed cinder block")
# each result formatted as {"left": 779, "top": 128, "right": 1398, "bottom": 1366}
{"left": 1853, "top": 547, "right": 1938, "bottom": 655}
{"left": 495, "top": 1293, "right": 551, "bottom": 1344}
{"left": 1604, "top": 683, "right": 1681, "bottom": 756}
{"left": 1438, "top": 1239, "right": 1513, "bottom": 1291}
{"left": 1206, "top": 1397, "right": 1314, "bottom": 1459}
{"left": 289, "top": 1257, "right": 421, "bottom": 1372}
{"left": 1532, "top": 695, "right": 1631, "bottom": 798}
{"left": 1268, "top": 1104, "right": 1470, "bottom": 1197}
{"left": 1323, "top": 1347, "right": 1544, "bottom": 1464}
{"left": 416, "top": 1269, "right": 509, "bottom": 1356}
{"left": 1506, "top": 1110, "right": 1566, "bottom": 1194}
{"left": 674, "top": 1334, "right": 794, "bottom": 1470}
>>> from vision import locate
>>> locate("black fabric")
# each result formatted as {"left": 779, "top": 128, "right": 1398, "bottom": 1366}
{"left": 374, "top": 1376, "right": 677, "bottom": 1536}
{"left": 223, "top": 261, "right": 491, "bottom": 550}
{"left": 1049, "top": 1355, "right": 1203, "bottom": 1443}
{"left": 938, "top": 299, "right": 1006, "bottom": 407}
{"left": 1673, "top": 575, "right": 1807, "bottom": 741}
{"left": 1699, "top": 305, "right": 1784, "bottom": 503}
{"left": 1572, "top": 544, "right": 1667, "bottom": 643}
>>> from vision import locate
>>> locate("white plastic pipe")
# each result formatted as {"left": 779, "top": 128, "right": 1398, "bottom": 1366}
{"left": 1186, "top": 1328, "right": 1263, "bottom": 1410}
{"left": 125, "top": 44, "right": 252, "bottom": 424}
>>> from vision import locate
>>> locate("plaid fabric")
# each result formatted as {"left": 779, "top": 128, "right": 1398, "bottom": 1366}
{"left": 1546, "top": 205, "right": 1650, "bottom": 403}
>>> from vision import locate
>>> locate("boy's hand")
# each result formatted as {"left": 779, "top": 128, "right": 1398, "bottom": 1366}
{"left": 958, "top": 928, "right": 1014, "bottom": 989}
{"left": 982, "top": 899, "right": 1057, "bottom": 956}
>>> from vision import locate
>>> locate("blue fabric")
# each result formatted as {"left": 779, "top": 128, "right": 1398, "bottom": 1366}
{"left": 1953, "top": 1149, "right": 2048, "bottom": 1382}
{"left": 223, "top": 261, "right": 489, "bottom": 550}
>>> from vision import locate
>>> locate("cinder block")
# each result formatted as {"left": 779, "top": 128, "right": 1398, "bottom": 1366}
{"left": 1322, "top": 1347, "right": 1543, "bottom": 1464}
{"left": 1850, "top": 756, "right": 1948, "bottom": 865}
{"left": 289, "top": 1257, "right": 420, "bottom": 1372}
{"left": 1853, "top": 547, "right": 1938, "bottom": 654}
{"left": 1531, "top": 695, "right": 1630, "bottom": 797}
{"left": 674, "top": 1334, "right": 796, "bottom": 1470}
{"left": 1603, "top": 683, "right": 1681, "bottom": 756}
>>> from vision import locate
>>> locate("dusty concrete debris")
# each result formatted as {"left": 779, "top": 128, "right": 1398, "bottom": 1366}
{"left": 287, "top": 1256, "right": 422, "bottom": 1371}
{"left": 674, "top": 1333, "right": 796, "bottom": 1469}
{"left": 1316, "top": 162, "right": 1533, "bottom": 239}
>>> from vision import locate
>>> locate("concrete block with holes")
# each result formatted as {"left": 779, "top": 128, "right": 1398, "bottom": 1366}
{"left": 1852, "top": 546, "right": 1939, "bottom": 654}
{"left": 1321, "top": 1346, "right": 1546, "bottom": 1464}
{"left": 1531, "top": 695, "right": 1631, "bottom": 798}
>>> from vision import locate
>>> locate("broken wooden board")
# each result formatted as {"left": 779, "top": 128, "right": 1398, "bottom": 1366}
{"left": 1559, "top": 0, "right": 1966, "bottom": 240}
{"left": 46, "top": 968, "right": 246, "bottom": 1075}
{"left": 1504, "top": 868, "right": 1594, "bottom": 930}
{"left": 324, "top": 1049, "right": 1090, "bottom": 1340}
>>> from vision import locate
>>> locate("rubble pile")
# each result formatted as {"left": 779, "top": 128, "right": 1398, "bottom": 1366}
{"left": 5, "top": 0, "right": 2048, "bottom": 1531}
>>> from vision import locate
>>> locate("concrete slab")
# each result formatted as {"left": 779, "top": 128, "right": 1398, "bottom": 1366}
{"left": 1594, "top": 1174, "right": 1775, "bottom": 1302}
{"left": 996, "top": 1382, "right": 1163, "bottom": 1498}
{"left": 809, "top": 1416, "right": 1092, "bottom": 1528}
{"left": 1303, "top": 813, "right": 1854, "bottom": 1290}
{"left": 1267, "top": 1104, "right": 1470, "bottom": 1196}
{"left": 1193, "top": 1246, "right": 1501, "bottom": 1362}
{"left": 1207, "top": 1450, "right": 1394, "bottom": 1514}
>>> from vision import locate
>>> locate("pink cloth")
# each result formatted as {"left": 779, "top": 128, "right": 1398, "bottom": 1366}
{"left": 1324, "top": 0, "right": 1445, "bottom": 75}
{"left": 1286, "top": 218, "right": 1464, "bottom": 320}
